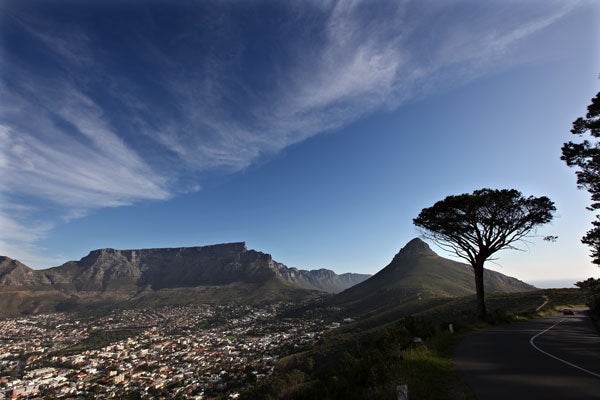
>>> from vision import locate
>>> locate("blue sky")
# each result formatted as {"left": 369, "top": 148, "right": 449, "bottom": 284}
{"left": 1, "top": 0, "right": 599, "bottom": 286}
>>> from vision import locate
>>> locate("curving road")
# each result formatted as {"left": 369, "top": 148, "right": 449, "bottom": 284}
{"left": 453, "top": 309, "right": 600, "bottom": 399}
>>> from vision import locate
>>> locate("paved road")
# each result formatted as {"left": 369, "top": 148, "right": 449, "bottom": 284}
{"left": 454, "top": 310, "right": 600, "bottom": 399}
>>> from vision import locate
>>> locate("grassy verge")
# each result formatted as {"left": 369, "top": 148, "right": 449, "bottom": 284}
{"left": 396, "top": 332, "right": 473, "bottom": 400}
{"left": 339, "top": 331, "right": 477, "bottom": 400}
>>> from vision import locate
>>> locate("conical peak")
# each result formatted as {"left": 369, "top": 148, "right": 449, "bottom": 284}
{"left": 393, "top": 238, "right": 437, "bottom": 260}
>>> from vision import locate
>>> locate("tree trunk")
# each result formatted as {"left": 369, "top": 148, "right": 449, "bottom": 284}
{"left": 473, "top": 262, "right": 486, "bottom": 320}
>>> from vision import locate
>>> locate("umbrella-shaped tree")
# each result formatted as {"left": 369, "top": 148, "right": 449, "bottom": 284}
{"left": 413, "top": 188, "right": 555, "bottom": 319}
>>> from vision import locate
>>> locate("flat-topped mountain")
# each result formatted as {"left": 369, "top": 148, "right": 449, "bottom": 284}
{"left": 38, "top": 242, "right": 368, "bottom": 293}
{"left": 43, "top": 242, "right": 275, "bottom": 291}
{"left": 0, "top": 243, "right": 370, "bottom": 316}
{"left": 333, "top": 238, "right": 536, "bottom": 312}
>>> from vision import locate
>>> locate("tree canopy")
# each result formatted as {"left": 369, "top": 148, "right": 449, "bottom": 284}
{"left": 561, "top": 92, "right": 600, "bottom": 264}
{"left": 413, "top": 188, "right": 555, "bottom": 318}
{"left": 575, "top": 277, "right": 600, "bottom": 292}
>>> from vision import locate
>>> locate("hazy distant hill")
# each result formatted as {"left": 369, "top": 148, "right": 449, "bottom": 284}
{"left": 333, "top": 238, "right": 536, "bottom": 313}
{"left": 0, "top": 243, "right": 369, "bottom": 316}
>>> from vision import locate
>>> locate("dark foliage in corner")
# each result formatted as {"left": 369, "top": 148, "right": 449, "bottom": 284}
{"left": 562, "top": 92, "right": 600, "bottom": 264}
{"left": 576, "top": 277, "right": 600, "bottom": 325}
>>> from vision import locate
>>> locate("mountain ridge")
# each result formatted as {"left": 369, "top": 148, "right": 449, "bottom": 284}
{"left": 0, "top": 238, "right": 536, "bottom": 318}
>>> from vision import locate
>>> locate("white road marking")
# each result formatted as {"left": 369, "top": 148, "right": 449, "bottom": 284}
{"left": 529, "top": 317, "right": 600, "bottom": 379}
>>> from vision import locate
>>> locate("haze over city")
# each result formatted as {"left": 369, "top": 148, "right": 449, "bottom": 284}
{"left": 1, "top": 0, "right": 599, "bottom": 287}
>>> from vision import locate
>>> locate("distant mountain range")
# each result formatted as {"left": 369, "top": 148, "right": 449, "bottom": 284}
{"left": 0, "top": 239, "right": 536, "bottom": 317}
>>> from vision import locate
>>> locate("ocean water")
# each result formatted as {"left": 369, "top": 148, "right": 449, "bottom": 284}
{"left": 528, "top": 279, "right": 579, "bottom": 289}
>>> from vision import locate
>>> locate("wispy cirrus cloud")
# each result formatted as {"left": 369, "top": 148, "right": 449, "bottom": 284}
{"left": 0, "top": 82, "right": 170, "bottom": 208}
{"left": 0, "top": 0, "right": 579, "bottom": 267}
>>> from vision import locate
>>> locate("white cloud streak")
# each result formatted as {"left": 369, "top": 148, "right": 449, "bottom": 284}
{"left": 0, "top": 85, "right": 170, "bottom": 208}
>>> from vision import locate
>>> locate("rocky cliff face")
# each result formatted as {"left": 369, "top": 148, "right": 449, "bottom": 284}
{"left": 42, "top": 243, "right": 281, "bottom": 292}
{"left": 391, "top": 237, "right": 438, "bottom": 260}
{"left": 2, "top": 242, "right": 367, "bottom": 295}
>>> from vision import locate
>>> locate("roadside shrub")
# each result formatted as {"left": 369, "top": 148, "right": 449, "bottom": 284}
{"left": 400, "top": 316, "right": 435, "bottom": 339}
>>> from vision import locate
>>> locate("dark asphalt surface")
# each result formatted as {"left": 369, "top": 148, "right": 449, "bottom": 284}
{"left": 453, "top": 310, "right": 600, "bottom": 399}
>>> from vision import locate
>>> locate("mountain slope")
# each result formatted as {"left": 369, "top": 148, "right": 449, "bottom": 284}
{"left": 333, "top": 238, "right": 535, "bottom": 313}
{"left": 0, "top": 257, "right": 70, "bottom": 317}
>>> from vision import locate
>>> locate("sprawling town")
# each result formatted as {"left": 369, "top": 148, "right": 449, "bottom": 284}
{"left": 0, "top": 303, "right": 338, "bottom": 399}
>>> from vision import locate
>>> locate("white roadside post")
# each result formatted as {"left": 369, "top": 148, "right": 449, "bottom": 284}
{"left": 397, "top": 384, "right": 409, "bottom": 400}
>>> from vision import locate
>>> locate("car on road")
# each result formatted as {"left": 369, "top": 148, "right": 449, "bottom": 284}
{"left": 562, "top": 308, "right": 575, "bottom": 315}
